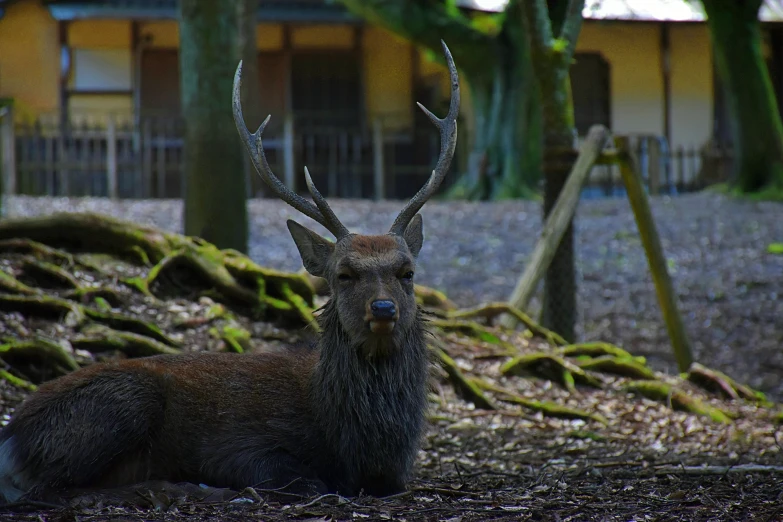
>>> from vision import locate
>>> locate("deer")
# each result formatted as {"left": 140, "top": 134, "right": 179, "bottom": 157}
{"left": 0, "top": 41, "right": 459, "bottom": 504}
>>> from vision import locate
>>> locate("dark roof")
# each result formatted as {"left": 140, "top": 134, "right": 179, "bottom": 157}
{"left": 37, "top": 0, "right": 358, "bottom": 23}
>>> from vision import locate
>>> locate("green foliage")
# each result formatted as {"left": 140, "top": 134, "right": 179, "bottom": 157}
{"left": 768, "top": 243, "right": 783, "bottom": 255}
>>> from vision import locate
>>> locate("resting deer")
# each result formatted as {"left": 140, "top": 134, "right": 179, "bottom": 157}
{"left": 0, "top": 41, "right": 459, "bottom": 503}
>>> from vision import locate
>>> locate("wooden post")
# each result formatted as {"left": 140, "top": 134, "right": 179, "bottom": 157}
{"left": 1, "top": 106, "right": 17, "bottom": 197}
{"left": 502, "top": 125, "right": 610, "bottom": 328}
{"left": 156, "top": 129, "right": 166, "bottom": 198}
{"left": 106, "top": 118, "right": 118, "bottom": 198}
{"left": 142, "top": 118, "right": 152, "bottom": 198}
{"left": 372, "top": 118, "right": 385, "bottom": 201}
{"left": 283, "top": 112, "right": 295, "bottom": 191}
{"left": 615, "top": 135, "right": 694, "bottom": 372}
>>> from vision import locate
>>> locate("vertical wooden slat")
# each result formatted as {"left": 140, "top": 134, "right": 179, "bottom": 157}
{"left": 106, "top": 118, "right": 118, "bottom": 198}
{"left": 1, "top": 106, "right": 17, "bottom": 196}
{"left": 283, "top": 113, "right": 295, "bottom": 191}
{"left": 55, "top": 125, "right": 70, "bottom": 195}
{"left": 45, "top": 127, "right": 55, "bottom": 196}
{"left": 80, "top": 122, "right": 90, "bottom": 196}
{"left": 372, "top": 118, "right": 385, "bottom": 201}
{"left": 328, "top": 131, "right": 338, "bottom": 197}
{"left": 676, "top": 146, "right": 684, "bottom": 192}
{"left": 352, "top": 134, "right": 361, "bottom": 198}
{"left": 156, "top": 126, "right": 166, "bottom": 198}
{"left": 142, "top": 118, "right": 152, "bottom": 198}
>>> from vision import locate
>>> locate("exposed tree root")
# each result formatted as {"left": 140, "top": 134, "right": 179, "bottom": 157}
{"left": 0, "top": 213, "right": 316, "bottom": 324}
{"left": 0, "top": 369, "right": 37, "bottom": 391}
{"left": 557, "top": 342, "right": 643, "bottom": 363}
{"left": 686, "top": 362, "right": 766, "bottom": 403}
{"left": 0, "top": 269, "right": 39, "bottom": 295}
{"left": 473, "top": 378, "right": 608, "bottom": 423}
{"left": 415, "top": 285, "right": 457, "bottom": 311}
{"left": 0, "top": 238, "right": 75, "bottom": 265}
{"left": 83, "top": 309, "right": 180, "bottom": 347}
{"left": 623, "top": 380, "right": 733, "bottom": 424}
{"left": 0, "top": 336, "right": 80, "bottom": 380}
{"left": 0, "top": 293, "right": 84, "bottom": 325}
{"left": 20, "top": 256, "right": 81, "bottom": 290}
{"left": 575, "top": 355, "right": 656, "bottom": 380}
{"left": 444, "top": 302, "right": 566, "bottom": 346}
{"left": 210, "top": 323, "right": 252, "bottom": 354}
{"left": 500, "top": 353, "right": 603, "bottom": 391}
{"left": 432, "top": 341, "right": 496, "bottom": 410}
{"left": 428, "top": 318, "right": 515, "bottom": 354}
{"left": 71, "top": 325, "right": 179, "bottom": 358}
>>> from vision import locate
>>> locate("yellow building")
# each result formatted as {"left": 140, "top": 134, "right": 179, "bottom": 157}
{"left": 0, "top": 0, "right": 780, "bottom": 197}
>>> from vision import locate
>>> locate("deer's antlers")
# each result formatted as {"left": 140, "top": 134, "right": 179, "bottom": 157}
{"left": 389, "top": 40, "right": 460, "bottom": 236}
{"left": 232, "top": 40, "right": 460, "bottom": 241}
{"left": 232, "top": 66, "right": 350, "bottom": 239}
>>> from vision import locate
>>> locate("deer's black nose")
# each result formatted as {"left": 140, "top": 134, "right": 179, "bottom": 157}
{"left": 371, "top": 300, "right": 396, "bottom": 320}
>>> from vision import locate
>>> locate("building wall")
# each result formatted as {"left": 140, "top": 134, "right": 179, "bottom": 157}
{"left": 0, "top": 0, "right": 60, "bottom": 121}
{"left": 576, "top": 21, "right": 713, "bottom": 150}
{"left": 66, "top": 19, "right": 133, "bottom": 123}
{"left": 363, "top": 27, "right": 413, "bottom": 131}
{"left": 669, "top": 23, "right": 713, "bottom": 150}
{"left": 0, "top": 3, "right": 715, "bottom": 150}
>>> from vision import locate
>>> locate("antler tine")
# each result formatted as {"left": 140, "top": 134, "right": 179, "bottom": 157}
{"left": 389, "top": 40, "right": 460, "bottom": 236}
{"left": 304, "top": 167, "right": 349, "bottom": 238}
{"left": 232, "top": 61, "right": 349, "bottom": 239}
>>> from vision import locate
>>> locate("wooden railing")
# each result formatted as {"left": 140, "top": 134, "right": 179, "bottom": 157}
{"left": 2, "top": 110, "right": 450, "bottom": 200}
{"left": 0, "top": 108, "right": 732, "bottom": 200}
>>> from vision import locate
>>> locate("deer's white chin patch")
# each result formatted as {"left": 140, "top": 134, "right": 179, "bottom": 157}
{"left": 369, "top": 319, "right": 396, "bottom": 335}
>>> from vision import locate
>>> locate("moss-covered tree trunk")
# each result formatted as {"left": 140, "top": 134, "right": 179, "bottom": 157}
{"left": 703, "top": 0, "right": 783, "bottom": 193}
{"left": 523, "top": 0, "right": 584, "bottom": 342}
{"left": 179, "top": 0, "right": 249, "bottom": 252}
{"left": 339, "top": 0, "right": 542, "bottom": 201}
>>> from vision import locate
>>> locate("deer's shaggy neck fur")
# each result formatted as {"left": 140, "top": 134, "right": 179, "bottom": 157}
{"left": 309, "top": 299, "right": 429, "bottom": 496}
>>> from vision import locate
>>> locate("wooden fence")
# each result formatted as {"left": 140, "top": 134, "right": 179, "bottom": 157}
{"left": 0, "top": 109, "right": 732, "bottom": 200}
{"left": 1, "top": 110, "right": 450, "bottom": 201}
{"left": 583, "top": 134, "right": 734, "bottom": 198}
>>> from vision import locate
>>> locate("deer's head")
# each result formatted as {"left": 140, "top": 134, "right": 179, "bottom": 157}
{"left": 233, "top": 41, "right": 459, "bottom": 357}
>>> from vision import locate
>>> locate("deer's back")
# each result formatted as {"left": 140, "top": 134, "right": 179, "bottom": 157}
{"left": 4, "top": 349, "right": 321, "bottom": 491}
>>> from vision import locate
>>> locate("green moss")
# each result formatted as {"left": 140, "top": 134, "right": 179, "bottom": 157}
{"left": 0, "top": 369, "right": 37, "bottom": 391}
{"left": 435, "top": 348, "right": 495, "bottom": 410}
{"left": 0, "top": 337, "right": 80, "bottom": 373}
{"left": 500, "top": 353, "right": 602, "bottom": 390}
{"left": 71, "top": 325, "right": 180, "bottom": 357}
{"left": 624, "top": 380, "right": 733, "bottom": 424}
{"left": 576, "top": 355, "right": 656, "bottom": 380}
{"left": 210, "top": 323, "right": 252, "bottom": 354}
{"left": 84, "top": 308, "right": 179, "bottom": 347}
{"left": 0, "top": 269, "right": 38, "bottom": 295}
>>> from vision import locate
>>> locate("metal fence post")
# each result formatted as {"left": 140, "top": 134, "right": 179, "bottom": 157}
{"left": 1, "top": 106, "right": 16, "bottom": 196}
{"left": 283, "top": 113, "right": 295, "bottom": 191}
{"left": 372, "top": 118, "right": 385, "bottom": 201}
{"left": 106, "top": 118, "right": 118, "bottom": 198}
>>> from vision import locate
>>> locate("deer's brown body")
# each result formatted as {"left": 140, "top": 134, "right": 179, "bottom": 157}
{"left": 0, "top": 41, "right": 459, "bottom": 503}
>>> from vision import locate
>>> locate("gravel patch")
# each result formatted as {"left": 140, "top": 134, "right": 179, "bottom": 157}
{"left": 3, "top": 192, "right": 781, "bottom": 399}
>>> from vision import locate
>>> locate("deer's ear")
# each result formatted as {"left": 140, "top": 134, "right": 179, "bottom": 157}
{"left": 403, "top": 214, "right": 424, "bottom": 258}
{"left": 287, "top": 220, "right": 334, "bottom": 278}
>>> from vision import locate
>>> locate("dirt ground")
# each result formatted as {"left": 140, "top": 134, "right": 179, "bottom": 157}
{"left": 0, "top": 193, "right": 781, "bottom": 521}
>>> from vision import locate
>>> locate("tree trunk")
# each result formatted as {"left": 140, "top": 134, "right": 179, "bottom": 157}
{"left": 338, "top": 0, "right": 542, "bottom": 201}
{"left": 450, "top": 56, "right": 541, "bottom": 200}
{"left": 238, "top": 0, "right": 261, "bottom": 197}
{"left": 179, "top": 0, "right": 249, "bottom": 252}
{"left": 704, "top": 0, "right": 783, "bottom": 192}
{"left": 540, "top": 70, "right": 578, "bottom": 343}
{"left": 523, "top": 0, "right": 584, "bottom": 343}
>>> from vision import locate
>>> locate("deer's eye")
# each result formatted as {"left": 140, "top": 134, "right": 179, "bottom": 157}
{"left": 400, "top": 271, "right": 414, "bottom": 282}
{"left": 338, "top": 272, "right": 354, "bottom": 282}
